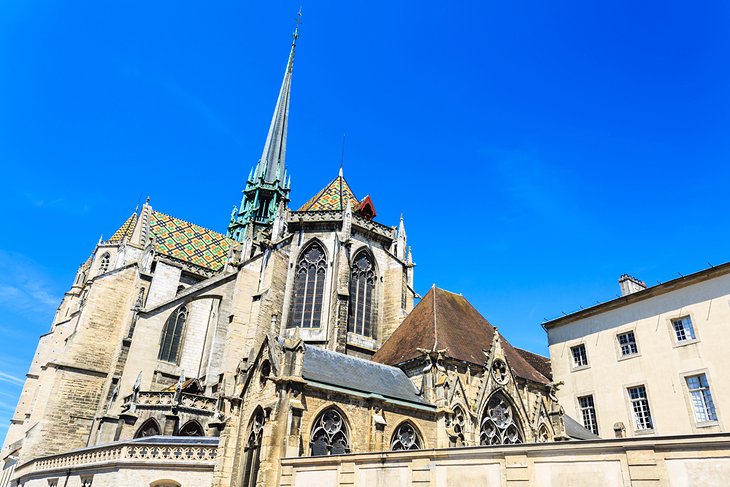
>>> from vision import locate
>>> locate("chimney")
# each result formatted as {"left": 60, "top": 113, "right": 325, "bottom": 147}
{"left": 619, "top": 274, "right": 647, "bottom": 296}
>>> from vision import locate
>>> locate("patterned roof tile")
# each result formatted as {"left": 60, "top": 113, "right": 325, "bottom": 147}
{"left": 108, "top": 213, "right": 138, "bottom": 243}
{"left": 149, "top": 211, "right": 232, "bottom": 272}
{"left": 297, "top": 175, "right": 358, "bottom": 212}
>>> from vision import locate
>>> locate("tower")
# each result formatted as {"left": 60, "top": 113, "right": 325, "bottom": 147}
{"left": 227, "top": 21, "right": 298, "bottom": 242}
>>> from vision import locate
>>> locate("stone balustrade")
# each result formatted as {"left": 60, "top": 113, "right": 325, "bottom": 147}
{"left": 122, "top": 391, "right": 219, "bottom": 415}
{"left": 30, "top": 438, "right": 218, "bottom": 473}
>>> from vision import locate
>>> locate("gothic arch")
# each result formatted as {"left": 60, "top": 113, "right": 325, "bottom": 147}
{"left": 158, "top": 305, "right": 188, "bottom": 364}
{"left": 288, "top": 240, "right": 329, "bottom": 329}
{"left": 479, "top": 391, "right": 524, "bottom": 445}
{"left": 99, "top": 252, "right": 111, "bottom": 274}
{"left": 309, "top": 406, "right": 351, "bottom": 456}
{"left": 240, "top": 407, "right": 266, "bottom": 487}
{"left": 536, "top": 422, "right": 551, "bottom": 443}
{"left": 135, "top": 418, "right": 161, "bottom": 438}
{"left": 348, "top": 247, "right": 378, "bottom": 338}
{"left": 178, "top": 420, "right": 204, "bottom": 436}
{"left": 391, "top": 421, "right": 423, "bottom": 450}
{"left": 447, "top": 403, "right": 468, "bottom": 447}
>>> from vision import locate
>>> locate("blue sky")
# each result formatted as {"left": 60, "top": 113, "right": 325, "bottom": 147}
{"left": 0, "top": 1, "right": 729, "bottom": 439}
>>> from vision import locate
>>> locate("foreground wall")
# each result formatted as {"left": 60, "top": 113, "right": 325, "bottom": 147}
{"left": 280, "top": 433, "right": 730, "bottom": 487}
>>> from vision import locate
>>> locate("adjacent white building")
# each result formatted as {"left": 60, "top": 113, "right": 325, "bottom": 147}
{"left": 545, "top": 263, "right": 730, "bottom": 438}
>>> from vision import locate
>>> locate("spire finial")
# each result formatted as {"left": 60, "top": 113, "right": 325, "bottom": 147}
{"left": 340, "top": 133, "right": 346, "bottom": 177}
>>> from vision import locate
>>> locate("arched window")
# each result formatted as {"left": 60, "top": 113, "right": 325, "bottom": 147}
{"left": 99, "top": 253, "right": 111, "bottom": 274}
{"left": 310, "top": 408, "right": 350, "bottom": 456}
{"left": 289, "top": 243, "right": 327, "bottom": 329}
{"left": 480, "top": 393, "right": 523, "bottom": 445}
{"left": 179, "top": 421, "right": 204, "bottom": 436}
{"left": 447, "top": 405, "right": 467, "bottom": 447}
{"left": 537, "top": 424, "right": 550, "bottom": 443}
{"left": 391, "top": 422, "right": 421, "bottom": 450}
{"left": 158, "top": 306, "right": 188, "bottom": 363}
{"left": 241, "top": 408, "right": 265, "bottom": 487}
{"left": 135, "top": 418, "right": 161, "bottom": 438}
{"left": 347, "top": 251, "right": 376, "bottom": 338}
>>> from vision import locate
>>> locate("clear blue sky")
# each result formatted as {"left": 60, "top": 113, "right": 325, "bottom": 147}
{"left": 1, "top": 1, "right": 729, "bottom": 437}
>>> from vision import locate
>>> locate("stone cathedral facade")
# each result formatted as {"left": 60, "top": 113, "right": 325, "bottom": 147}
{"left": 0, "top": 27, "right": 584, "bottom": 487}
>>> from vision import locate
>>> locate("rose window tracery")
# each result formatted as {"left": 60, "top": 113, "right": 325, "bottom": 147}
{"left": 310, "top": 409, "right": 350, "bottom": 456}
{"left": 491, "top": 359, "right": 509, "bottom": 385}
{"left": 391, "top": 422, "right": 421, "bottom": 450}
{"left": 480, "top": 394, "right": 523, "bottom": 445}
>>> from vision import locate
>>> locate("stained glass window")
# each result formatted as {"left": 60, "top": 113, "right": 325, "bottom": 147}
{"left": 391, "top": 422, "right": 421, "bottom": 450}
{"left": 289, "top": 243, "right": 327, "bottom": 329}
{"left": 158, "top": 306, "right": 187, "bottom": 363}
{"left": 310, "top": 408, "right": 350, "bottom": 456}
{"left": 480, "top": 394, "right": 523, "bottom": 445}
{"left": 348, "top": 251, "right": 376, "bottom": 338}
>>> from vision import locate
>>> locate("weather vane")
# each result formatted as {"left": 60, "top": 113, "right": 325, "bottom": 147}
{"left": 293, "top": 8, "right": 303, "bottom": 42}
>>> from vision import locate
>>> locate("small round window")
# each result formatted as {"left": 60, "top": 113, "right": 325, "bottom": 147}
{"left": 491, "top": 359, "right": 509, "bottom": 385}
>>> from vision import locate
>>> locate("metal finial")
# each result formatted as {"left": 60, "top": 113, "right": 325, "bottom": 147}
{"left": 340, "top": 133, "right": 346, "bottom": 176}
{"left": 293, "top": 8, "right": 302, "bottom": 44}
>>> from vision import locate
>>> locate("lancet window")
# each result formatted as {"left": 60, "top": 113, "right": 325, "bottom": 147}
{"left": 447, "top": 405, "right": 467, "bottom": 447}
{"left": 347, "top": 250, "right": 376, "bottom": 338}
{"left": 158, "top": 306, "right": 188, "bottom": 364}
{"left": 178, "top": 421, "right": 204, "bottom": 436}
{"left": 99, "top": 253, "right": 110, "bottom": 274}
{"left": 310, "top": 408, "right": 350, "bottom": 456}
{"left": 241, "top": 408, "right": 265, "bottom": 487}
{"left": 391, "top": 422, "right": 421, "bottom": 450}
{"left": 289, "top": 243, "right": 327, "bottom": 329}
{"left": 480, "top": 393, "right": 523, "bottom": 445}
{"left": 135, "top": 418, "right": 161, "bottom": 438}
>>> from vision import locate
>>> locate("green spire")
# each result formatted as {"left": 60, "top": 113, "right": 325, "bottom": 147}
{"left": 228, "top": 14, "right": 300, "bottom": 242}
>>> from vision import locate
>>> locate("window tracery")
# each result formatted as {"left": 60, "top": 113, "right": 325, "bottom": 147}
{"left": 158, "top": 306, "right": 188, "bottom": 364}
{"left": 135, "top": 418, "right": 161, "bottom": 438}
{"left": 348, "top": 251, "right": 376, "bottom": 338}
{"left": 491, "top": 359, "right": 509, "bottom": 385}
{"left": 391, "top": 422, "right": 421, "bottom": 450}
{"left": 241, "top": 408, "right": 265, "bottom": 487}
{"left": 310, "top": 408, "right": 350, "bottom": 456}
{"left": 289, "top": 243, "right": 327, "bottom": 329}
{"left": 99, "top": 253, "right": 110, "bottom": 274}
{"left": 178, "top": 421, "right": 204, "bottom": 436}
{"left": 447, "top": 404, "right": 467, "bottom": 446}
{"left": 480, "top": 394, "right": 523, "bottom": 445}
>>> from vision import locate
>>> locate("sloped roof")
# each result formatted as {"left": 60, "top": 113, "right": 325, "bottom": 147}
{"left": 372, "top": 287, "right": 550, "bottom": 385}
{"left": 514, "top": 347, "right": 552, "bottom": 381}
{"left": 108, "top": 212, "right": 138, "bottom": 243}
{"left": 565, "top": 414, "right": 600, "bottom": 440}
{"left": 303, "top": 345, "right": 431, "bottom": 406}
{"left": 150, "top": 211, "right": 232, "bottom": 272}
{"left": 297, "top": 174, "right": 358, "bottom": 211}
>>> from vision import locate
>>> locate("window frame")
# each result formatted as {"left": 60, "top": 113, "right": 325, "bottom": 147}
{"left": 625, "top": 384, "right": 654, "bottom": 435}
{"left": 615, "top": 329, "right": 640, "bottom": 360}
{"left": 157, "top": 305, "right": 189, "bottom": 365}
{"left": 576, "top": 394, "right": 599, "bottom": 436}
{"left": 669, "top": 314, "right": 699, "bottom": 347}
{"left": 569, "top": 343, "right": 589, "bottom": 371}
{"left": 347, "top": 249, "right": 378, "bottom": 339}
{"left": 287, "top": 241, "right": 329, "bottom": 335}
{"left": 682, "top": 370, "right": 719, "bottom": 427}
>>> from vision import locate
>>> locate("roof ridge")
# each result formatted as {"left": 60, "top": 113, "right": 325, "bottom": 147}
{"left": 432, "top": 287, "right": 438, "bottom": 352}
{"left": 152, "top": 210, "right": 229, "bottom": 240}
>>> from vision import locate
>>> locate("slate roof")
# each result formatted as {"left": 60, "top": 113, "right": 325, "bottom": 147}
{"left": 108, "top": 212, "right": 138, "bottom": 243}
{"left": 297, "top": 174, "right": 359, "bottom": 212}
{"left": 372, "top": 287, "right": 551, "bottom": 385}
{"left": 150, "top": 211, "right": 232, "bottom": 272}
{"left": 564, "top": 414, "right": 601, "bottom": 440}
{"left": 302, "top": 345, "right": 431, "bottom": 407}
{"left": 514, "top": 347, "right": 552, "bottom": 381}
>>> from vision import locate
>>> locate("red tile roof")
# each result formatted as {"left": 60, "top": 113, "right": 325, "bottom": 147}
{"left": 372, "top": 287, "right": 550, "bottom": 385}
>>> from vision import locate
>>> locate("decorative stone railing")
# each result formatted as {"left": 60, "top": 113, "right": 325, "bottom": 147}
{"left": 30, "top": 438, "right": 218, "bottom": 472}
{"left": 289, "top": 211, "right": 396, "bottom": 240}
{"left": 122, "top": 391, "right": 219, "bottom": 415}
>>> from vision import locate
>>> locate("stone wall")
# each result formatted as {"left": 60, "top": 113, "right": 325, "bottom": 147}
{"left": 280, "top": 433, "right": 730, "bottom": 487}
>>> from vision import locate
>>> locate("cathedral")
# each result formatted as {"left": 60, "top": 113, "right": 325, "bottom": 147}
{"left": 0, "top": 23, "right": 594, "bottom": 487}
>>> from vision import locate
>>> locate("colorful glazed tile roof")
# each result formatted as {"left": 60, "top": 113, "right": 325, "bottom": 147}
{"left": 107, "top": 213, "right": 138, "bottom": 243}
{"left": 297, "top": 174, "right": 359, "bottom": 212}
{"left": 150, "top": 211, "right": 232, "bottom": 272}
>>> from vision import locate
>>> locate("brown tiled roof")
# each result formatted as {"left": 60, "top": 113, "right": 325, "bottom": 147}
{"left": 514, "top": 347, "right": 552, "bottom": 381}
{"left": 372, "top": 287, "right": 550, "bottom": 385}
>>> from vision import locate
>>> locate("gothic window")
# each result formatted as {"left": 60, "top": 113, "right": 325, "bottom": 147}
{"left": 289, "top": 243, "right": 327, "bottom": 329}
{"left": 391, "top": 422, "right": 421, "bottom": 451}
{"left": 537, "top": 424, "right": 550, "bottom": 443}
{"left": 135, "top": 287, "right": 146, "bottom": 309}
{"left": 134, "top": 418, "right": 161, "bottom": 438}
{"left": 309, "top": 408, "right": 350, "bottom": 456}
{"left": 179, "top": 421, "right": 204, "bottom": 436}
{"left": 80, "top": 477, "right": 93, "bottom": 487}
{"left": 491, "top": 359, "right": 509, "bottom": 385}
{"left": 348, "top": 250, "right": 376, "bottom": 338}
{"left": 241, "top": 408, "right": 265, "bottom": 487}
{"left": 158, "top": 306, "right": 188, "bottom": 364}
{"left": 447, "top": 405, "right": 467, "bottom": 447}
{"left": 99, "top": 253, "right": 111, "bottom": 274}
{"left": 480, "top": 394, "right": 523, "bottom": 445}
